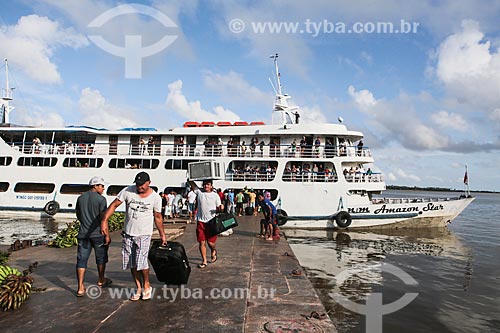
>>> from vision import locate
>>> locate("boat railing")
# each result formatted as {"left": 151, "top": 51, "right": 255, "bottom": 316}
{"left": 225, "top": 173, "right": 276, "bottom": 182}
{"left": 371, "top": 197, "right": 457, "bottom": 204}
{"left": 345, "top": 173, "right": 383, "bottom": 183}
{"left": 9, "top": 142, "right": 372, "bottom": 159}
{"left": 282, "top": 173, "right": 339, "bottom": 182}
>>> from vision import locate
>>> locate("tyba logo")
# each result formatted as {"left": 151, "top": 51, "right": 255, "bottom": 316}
{"left": 87, "top": 4, "right": 178, "bottom": 78}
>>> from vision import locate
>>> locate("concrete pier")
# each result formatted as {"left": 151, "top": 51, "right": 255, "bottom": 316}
{"left": 0, "top": 216, "right": 336, "bottom": 332}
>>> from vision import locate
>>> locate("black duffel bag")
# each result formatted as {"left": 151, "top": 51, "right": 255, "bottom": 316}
{"left": 208, "top": 213, "right": 238, "bottom": 235}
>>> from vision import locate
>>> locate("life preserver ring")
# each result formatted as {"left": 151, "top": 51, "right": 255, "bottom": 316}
{"left": 44, "top": 201, "right": 60, "bottom": 216}
{"left": 276, "top": 209, "right": 288, "bottom": 226}
{"left": 335, "top": 211, "right": 352, "bottom": 228}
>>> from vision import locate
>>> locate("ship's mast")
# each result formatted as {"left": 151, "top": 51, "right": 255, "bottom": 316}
{"left": 270, "top": 53, "right": 300, "bottom": 126}
{"left": 1, "top": 59, "right": 14, "bottom": 124}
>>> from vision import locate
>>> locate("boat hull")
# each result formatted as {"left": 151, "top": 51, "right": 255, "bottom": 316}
{"left": 280, "top": 196, "right": 475, "bottom": 229}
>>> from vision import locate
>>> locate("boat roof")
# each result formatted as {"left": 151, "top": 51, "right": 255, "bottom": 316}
{"left": 0, "top": 123, "right": 363, "bottom": 140}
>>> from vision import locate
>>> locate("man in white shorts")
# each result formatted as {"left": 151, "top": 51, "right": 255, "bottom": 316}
{"left": 101, "top": 171, "right": 167, "bottom": 301}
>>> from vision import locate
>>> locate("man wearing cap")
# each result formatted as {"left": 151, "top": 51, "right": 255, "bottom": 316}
{"left": 101, "top": 171, "right": 167, "bottom": 301}
{"left": 188, "top": 179, "right": 223, "bottom": 269}
{"left": 75, "top": 176, "right": 110, "bottom": 297}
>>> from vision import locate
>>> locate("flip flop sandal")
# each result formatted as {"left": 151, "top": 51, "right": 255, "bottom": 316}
{"left": 211, "top": 251, "right": 218, "bottom": 263}
{"left": 97, "top": 278, "right": 113, "bottom": 287}
{"left": 142, "top": 287, "right": 153, "bottom": 300}
{"left": 129, "top": 293, "right": 142, "bottom": 301}
{"left": 198, "top": 263, "right": 207, "bottom": 269}
{"left": 76, "top": 290, "right": 86, "bottom": 297}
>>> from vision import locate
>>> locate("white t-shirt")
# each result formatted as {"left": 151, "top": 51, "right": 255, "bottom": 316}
{"left": 117, "top": 185, "right": 162, "bottom": 236}
{"left": 194, "top": 188, "right": 221, "bottom": 223}
{"left": 187, "top": 190, "right": 197, "bottom": 204}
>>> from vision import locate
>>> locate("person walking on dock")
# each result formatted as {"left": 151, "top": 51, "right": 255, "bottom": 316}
{"left": 75, "top": 176, "right": 111, "bottom": 297}
{"left": 257, "top": 193, "right": 278, "bottom": 241}
{"left": 188, "top": 179, "right": 223, "bottom": 269}
{"left": 101, "top": 171, "right": 167, "bottom": 301}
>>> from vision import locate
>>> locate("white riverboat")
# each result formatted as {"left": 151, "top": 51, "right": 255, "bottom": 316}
{"left": 0, "top": 57, "right": 474, "bottom": 228}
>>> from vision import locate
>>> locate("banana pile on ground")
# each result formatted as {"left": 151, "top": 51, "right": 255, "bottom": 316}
{"left": 0, "top": 251, "right": 10, "bottom": 265}
{"left": 49, "top": 213, "right": 125, "bottom": 249}
{"left": 0, "top": 264, "right": 33, "bottom": 311}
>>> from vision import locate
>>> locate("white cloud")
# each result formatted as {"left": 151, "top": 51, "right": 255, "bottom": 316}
{"left": 394, "top": 168, "right": 421, "bottom": 182}
{"left": 0, "top": 15, "right": 88, "bottom": 83}
{"left": 78, "top": 88, "right": 137, "bottom": 129}
{"left": 15, "top": 110, "right": 65, "bottom": 127}
{"left": 299, "top": 105, "right": 327, "bottom": 124}
{"left": 431, "top": 110, "right": 468, "bottom": 131}
{"left": 348, "top": 85, "right": 450, "bottom": 150}
{"left": 202, "top": 71, "right": 271, "bottom": 106}
{"left": 348, "top": 85, "right": 377, "bottom": 111}
{"left": 435, "top": 20, "right": 500, "bottom": 112}
{"left": 165, "top": 80, "right": 241, "bottom": 122}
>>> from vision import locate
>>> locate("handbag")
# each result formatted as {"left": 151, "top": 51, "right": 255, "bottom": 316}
{"left": 208, "top": 213, "right": 238, "bottom": 235}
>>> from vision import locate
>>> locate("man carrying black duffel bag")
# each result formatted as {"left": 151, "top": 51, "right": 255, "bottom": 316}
{"left": 188, "top": 179, "right": 224, "bottom": 269}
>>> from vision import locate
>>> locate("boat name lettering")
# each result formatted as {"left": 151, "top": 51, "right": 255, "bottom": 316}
{"left": 348, "top": 207, "right": 370, "bottom": 214}
{"left": 422, "top": 202, "right": 444, "bottom": 212}
{"left": 373, "top": 204, "right": 420, "bottom": 214}
{"left": 15, "top": 195, "right": 48, "bottom": 201}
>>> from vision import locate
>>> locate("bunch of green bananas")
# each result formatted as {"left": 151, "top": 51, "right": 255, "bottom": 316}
{"left": 48, "top": 220, "right": 80, "bottom": 248}
{"left": 0, "top": 251, "right": 10, "bottom": 265}
{"left": 107, "top": 212, "right": 125, "bottom": 232}
{"left": 0, "top": 262, "right": 37, "bottom": 311}
{"left": 48, "top": 213, "right": 125, "bottom": 248}
{"left": 0, "top": 265, "right": 21, "bottom": 284}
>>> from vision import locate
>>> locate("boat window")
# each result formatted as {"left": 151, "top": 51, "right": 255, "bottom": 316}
{"left": 165, "top": 159, "right": 202, "bottom": 170}
{"left": 282, "top": 161, "right": 338, "bottom": 182}
{"left": 0, "top": 156, "right": 13, "bottom": 166}
{"left": 106, "top": 185, "right": 158, "bottom": 196}
{"left": 0, "top": 182, "right": 9, "bottom": 192}
{"left": 60, "top": 184, "right": 90, "bottom": 195}
{"left": 109, "top": 158, "right": 159, "bottom": 169}
{"left": 17, "top": 157, "right": 57, "bottom": 167}
{"left": 63, "top": 158, "right": 103, "bottom": 168}
{"left": 226, "top": 160, "right": 278, "bottom": 182}
{"left": 14, "top": 182, "right": 55, "bottom": 193}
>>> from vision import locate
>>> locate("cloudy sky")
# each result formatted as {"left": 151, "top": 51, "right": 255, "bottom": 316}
{"left": 1, "top": 1, "right": 499, "bottom": 191}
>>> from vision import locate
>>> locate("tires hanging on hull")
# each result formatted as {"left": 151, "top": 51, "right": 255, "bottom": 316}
{"left": 335, "top": 211, "right": 352, "bottom": 228}
{"left": 43, "top": 201, "right": 60, "bottom": 216}
{"left": 276, "top": 209, "right": 288, "bottom": 226}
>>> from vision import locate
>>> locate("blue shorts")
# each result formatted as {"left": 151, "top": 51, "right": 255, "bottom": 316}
{"left": 188, "top": 202, "right": 195, "bottom": 212}
{"left": 76, "top": 236, "right": 109, "bottom": 269}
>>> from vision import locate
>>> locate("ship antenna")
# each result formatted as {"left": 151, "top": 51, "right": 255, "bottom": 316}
{"left": 1, "top": 59, "right": 14, "bottom": 124}
{"left": 270, "top": 53, "right": 282, "bottom": 95}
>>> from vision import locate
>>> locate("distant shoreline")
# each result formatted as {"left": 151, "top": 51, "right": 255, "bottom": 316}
{"left": 387, "top": 185, "right": 499, "bottom": 194}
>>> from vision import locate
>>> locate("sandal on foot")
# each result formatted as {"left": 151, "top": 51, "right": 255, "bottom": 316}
{"left": 142, "top": 287, "right": 153, "bottom": 300}
{"left": 97, "top": 278, "right": 112, "bottom": 287}
{"left": 76, "top": 289, "right": 86, "bottom": 297}
{"left": 198, "top": 263, "right": 207, "bottom": 269}
{"left": 129, "top": 292, "right": 141, "bottom": 301}
{"left": 211, "top": 250, "right": 217, "bottom": 263}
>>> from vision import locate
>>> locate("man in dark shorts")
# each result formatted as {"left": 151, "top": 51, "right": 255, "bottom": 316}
{"left": 257, "top": 193, "right": 278, "bottom": 240}
{"left": 75, "top": 176, "right": 111, "bottom": 297}
{"left": 189, "top": 179, "right": 223, "bottom": 268}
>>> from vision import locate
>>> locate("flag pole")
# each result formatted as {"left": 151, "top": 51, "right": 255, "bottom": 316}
{"left": 464, "top": 164, "right": 470, "bottom": 197}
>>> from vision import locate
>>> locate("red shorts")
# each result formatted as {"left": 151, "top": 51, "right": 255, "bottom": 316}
{"left": 196, "top": 221, "right": 218, "bottom": 243}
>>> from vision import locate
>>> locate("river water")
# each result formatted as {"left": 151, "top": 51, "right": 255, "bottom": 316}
{"left": 287, "top": 190, "right": 500, "bottom": 333}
